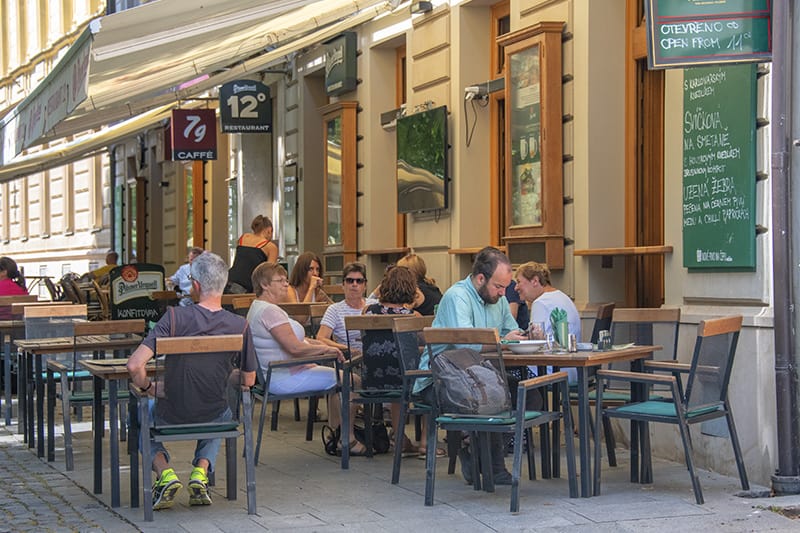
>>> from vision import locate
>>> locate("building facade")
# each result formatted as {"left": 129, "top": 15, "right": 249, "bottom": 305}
{"left": 1, "top": 0, "right": 795, "bottom": 487}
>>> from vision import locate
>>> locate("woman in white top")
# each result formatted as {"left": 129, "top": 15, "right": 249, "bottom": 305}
{"left": 285, "top": 251, "right": 332, "bottom": 304}
{"left": 248, "top": 262, "right": 366, "bottom": 455}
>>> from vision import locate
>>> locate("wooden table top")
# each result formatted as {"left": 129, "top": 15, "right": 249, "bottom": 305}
{"left": 79, "top": 358, "right": 156, "bottom": 380}
{"left": 15, "top": 334, "right": 143, "bottom": 355}
{"left": 498, "top": 344, "right": 662, "bottom": 367}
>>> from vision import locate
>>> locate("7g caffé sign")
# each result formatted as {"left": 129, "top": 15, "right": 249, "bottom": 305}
{"left": 219, "top": 80, "right": 272, "bottom": 133}
{"left": 645, "top": 0, "right": 771, "bottom": 69}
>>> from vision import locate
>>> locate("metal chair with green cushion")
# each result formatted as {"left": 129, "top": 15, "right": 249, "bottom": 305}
{"left": 252, "top": 351, "right": 338, "bottom": 463}
{"left": 422, "top": 327, "right": 578, "bottom": 513}
{"left": 390, "top": 314, "right": 434, "bottom": 483}
{"left": 135, "top": 334, "right": 255, "bottom": 522}
{"left": 594, "top": 315, "right": 749, "bottom": 504}
{"left": 46, "top": 318, "right": 145, "bottom": 470}
{"left": 340, "top": 314, "right": 423, "bottom": 470}
{"left": 593, "top": 307, "right": 681, "bottom": 466}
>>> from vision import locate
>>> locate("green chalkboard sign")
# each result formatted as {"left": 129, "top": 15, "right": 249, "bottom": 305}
{"left": 646, "top": 0, "right": 771, "bottom": 69}
{"left": 682, "top": 64, "right": 756, "bottom": 270}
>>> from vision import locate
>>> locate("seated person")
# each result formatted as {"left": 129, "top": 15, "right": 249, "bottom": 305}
{"left": 169, "top": 247, "right": 204, "bottom": 306}
{"left": 247, "top": 262, "right": 366, "bottom": 456}
{"left": 514, "top": 261, "right": 581, "bottom": 381}
{"left": 0, "top": 256, "right": 28, "bottom": 320}
{"left": 316, "top": 262, "right": 377, "bottom": 352}
{"left": 285, "top": 251, "right": 332, "bottom": 303}
{"left": 396, "top": 253, "right": 442, "bottom": 316}
{"left": 226, "top": 215, "right": 279, "bottom": 294}
{"left": 88, "top": 251, "right": 118, "bottom": 284}
{"left": 362, "top": 266, "right": 420, "bottom": 456}
{"left": 126, "top": 251, "right": 257, "bottom": 510}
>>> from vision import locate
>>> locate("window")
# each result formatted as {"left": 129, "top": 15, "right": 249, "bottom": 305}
{"left": 5, "top": 0, "right": 20, "bottom": 69}
{"left": 490, "top": 1, "right": 510, "bottom": 245}
{"left": 25, "top": 0, "right": 41, "bottom": 58}
{"left": 47, "top": 0, "right": 63, "bottom": 45}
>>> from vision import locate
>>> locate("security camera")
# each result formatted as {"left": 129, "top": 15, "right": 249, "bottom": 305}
{"left": 464, "top": 86, "right": 480, "bottom": 100}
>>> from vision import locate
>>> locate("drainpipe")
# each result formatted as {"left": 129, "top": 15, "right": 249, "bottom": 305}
{"left": 771, "top": 0, "right": 800, "bottom": 494}
{"left": 109, "top": 146, "right": 117, "bottom": 254}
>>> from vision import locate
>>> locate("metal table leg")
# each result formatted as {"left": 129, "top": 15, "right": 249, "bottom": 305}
{"left": 576, "top": 367, "right": 591, "bottom": 497}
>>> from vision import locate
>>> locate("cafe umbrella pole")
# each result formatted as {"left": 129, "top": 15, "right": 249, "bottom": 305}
{"left": 771, "top": 0, "right": 800, "bottom": 495}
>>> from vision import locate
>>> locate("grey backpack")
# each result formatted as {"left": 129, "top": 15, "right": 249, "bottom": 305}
{"left": 431, "top": 348, "right": 511, "bottom": 415}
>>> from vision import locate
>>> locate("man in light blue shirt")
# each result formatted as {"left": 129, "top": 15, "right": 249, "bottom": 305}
{"left": 169, "top": 247, "right": 204, "bottom": 306}
{"left": 415, "top": 246, "right": 527, "bottom": 484}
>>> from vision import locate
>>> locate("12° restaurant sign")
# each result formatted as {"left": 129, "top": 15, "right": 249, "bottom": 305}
{"left": 171, "top": 108, "right": 217, "bottom": 160}
{"left": 219, "top": 80, "right": 272, "bottom": 133}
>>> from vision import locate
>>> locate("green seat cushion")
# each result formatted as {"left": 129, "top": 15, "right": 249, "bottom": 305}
{"left": 154, "top": 422, "right": 240, "bottom": 435}
{"left": 585, "top": 390, "right": 666, "bottom": 402}
{"left": 614, "top": 401, "right": 720, "bottom": 419}
{"left": 436, "top": 410, "right": 543, "bottom": 425}
{"left": 356, "top": 390, "right": 402, "bottom": 400}
{"left": 44, "top": 370, "right": 92, "bottom": 380}
{"left": 64, "top": 389, "right": 130, "bottom": 403}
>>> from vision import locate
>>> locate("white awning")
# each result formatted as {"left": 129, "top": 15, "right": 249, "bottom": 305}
{"left": 1, "top": 0, "right": 396, "bottom": 161}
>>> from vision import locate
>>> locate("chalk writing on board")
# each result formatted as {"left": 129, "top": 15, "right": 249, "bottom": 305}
{"left": 682, "top": 65, "right": 756, "bottom": 269}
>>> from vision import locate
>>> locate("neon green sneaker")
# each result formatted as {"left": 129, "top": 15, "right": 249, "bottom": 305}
{"left": 188, "top": 466, "right": 212, "bottom": 506}
{"left": 152, "top": 468, "right": 182, "bottom": 510}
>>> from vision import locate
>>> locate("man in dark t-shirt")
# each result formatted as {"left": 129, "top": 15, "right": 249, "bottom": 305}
{"left": 127, "top": 252, "right": 256, "bottom": 511}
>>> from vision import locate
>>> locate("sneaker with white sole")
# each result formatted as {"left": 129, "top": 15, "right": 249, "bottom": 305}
{"left": 152, "top": 468, "right": 182, "bottom": 510}
{"left": 188, "top": 466, "right": 212, "bottom": 506}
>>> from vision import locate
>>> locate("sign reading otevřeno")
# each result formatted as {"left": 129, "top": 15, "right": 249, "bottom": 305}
{"left": 219, "top": 80, "right": 272, "bottom": 133}
{"left": 682, "top": 64, "right": 756, "bottom": 270}
{"left": 645, "top": 0, "right": 771, "bottom": 69}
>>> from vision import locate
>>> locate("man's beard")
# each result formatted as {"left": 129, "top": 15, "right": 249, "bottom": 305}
{"left": 478, "top": 280, "right": 501, "bottom": 305}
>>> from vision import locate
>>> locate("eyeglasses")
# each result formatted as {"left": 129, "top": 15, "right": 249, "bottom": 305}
{"left": 344, "top": 277, "right": 366, "bottom": 285}
{"left": 271, "top": 277, "right": 289, "bottom": 284}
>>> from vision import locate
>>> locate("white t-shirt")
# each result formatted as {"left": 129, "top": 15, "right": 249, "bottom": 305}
{"left": 530, "top": 289, "right": 582, "bottom": 339}
{"left": 320, "top": 298, "right": 377, "bottom": 350}
{"left": 247, "top": 299, "right": 307, "bottom": 370}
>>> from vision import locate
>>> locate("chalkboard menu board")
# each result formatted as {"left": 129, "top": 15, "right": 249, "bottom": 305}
{"left": 682, "top": 64, "right": 756, "bottom": 270}
{"left": 646, "top": 0, "right": 771, "bottom": 69}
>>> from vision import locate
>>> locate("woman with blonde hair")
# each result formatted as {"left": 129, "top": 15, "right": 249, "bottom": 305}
{"left": 396, "top": 253, "right": 441, "bottom": 316}
{"left": 226, "top": 215, "right": 279, "bottom": 293}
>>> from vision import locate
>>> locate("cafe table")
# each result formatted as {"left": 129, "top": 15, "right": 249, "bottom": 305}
{"left": 79, "top": 358, "right": 155, "bottom": 508}
{"left": 15, "top": 334, "right": 143, "bottom": 460}
{"left": 499, "top": 344, "right": 661, "bottom": 497}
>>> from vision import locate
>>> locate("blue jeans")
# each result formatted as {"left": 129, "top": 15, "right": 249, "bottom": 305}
{"left": 141, "top": 400, "right": 233, "bottom": 473}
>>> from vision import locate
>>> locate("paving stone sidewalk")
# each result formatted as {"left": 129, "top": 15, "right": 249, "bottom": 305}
{"left": 0, "top": 428, "right": 138, "bottom": 533}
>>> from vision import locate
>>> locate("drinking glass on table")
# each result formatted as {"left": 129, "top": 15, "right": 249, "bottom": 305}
{"left": 528, "top": 321, "right": 546, "bottom": 340}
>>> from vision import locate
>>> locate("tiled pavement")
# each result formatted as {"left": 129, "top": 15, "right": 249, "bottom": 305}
{"left": 2, "top": 406, "right": 800, "bottom": 532}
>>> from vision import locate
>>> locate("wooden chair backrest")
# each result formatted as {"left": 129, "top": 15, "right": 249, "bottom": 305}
{"left": 73, "top": 318, "right": 146, "bottom": 336}
{"left": 422, "top": 327, "right": 499, "bottom": 346}
{"left": 344, "top": 314, "right": 402, "bottom": 332}
{"left": 10, "top": 300, "right": 70, "bottom": 318}
{"left": 612, "top": 307, "right": 681, "bottom": 324}
{"left": 91, "top": 279, "right": 110, "bottom": 319}
{"left": 150, "top": 290, "right": 179, "bottom": 301}
{"left": 322, "top": 285, "right": 345, "bottom": 302}
{"left": 154, "top": 334, "right": 243, "bottom": 355}
{"left": 221, "top": 293, "right": 255, "bottom": 307}
{"left": 392, "top": 315, "right": 434, "bottom": 333}
{"left": 0, "top": 295, "right": 38, "bottom": 306}
{"left": 23, "top": 304, "right": 87, "bottom": 319}
{"left": 232, "top": 295, "right": 255, "bottom": 311}
{"left": 309, "top": 303, "right": 331, "bottom": 319}
{"left": 698, "top": 314, "right": 742, "bottom": 338}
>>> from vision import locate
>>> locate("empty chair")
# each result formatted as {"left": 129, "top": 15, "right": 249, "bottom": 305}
{"left": 46, "top": 318, "right": 145, "bottom": 469}
{"left": 595, "top": 307, "right": 681, "bottom": 466}
{"left": 595, "top": 315, "right": 748, "bottom": 504}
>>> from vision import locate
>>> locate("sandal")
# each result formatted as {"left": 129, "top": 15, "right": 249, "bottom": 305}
{"left": 345, "top": 439, "right": 369, "bottom": 457}
{"left": 417, "top": 447, "right": 447, "bottom": 460}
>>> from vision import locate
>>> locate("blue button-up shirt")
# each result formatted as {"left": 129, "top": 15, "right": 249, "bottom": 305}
{"left": 413, "top": 275, "right": 519, "bottom": 394}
